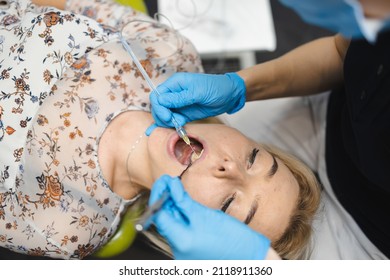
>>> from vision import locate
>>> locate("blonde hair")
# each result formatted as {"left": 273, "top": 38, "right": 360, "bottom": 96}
{"left": 128, "top": 120, "right": 321, "bottom": 260}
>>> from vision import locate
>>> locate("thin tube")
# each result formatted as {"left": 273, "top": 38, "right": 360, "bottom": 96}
{"left": 119, "top": 35, "right": 192, "bottom": 145}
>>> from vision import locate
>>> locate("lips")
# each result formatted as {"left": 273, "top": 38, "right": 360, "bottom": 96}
{"left": 172, "top": 137, "right": 204, "bottom": 165}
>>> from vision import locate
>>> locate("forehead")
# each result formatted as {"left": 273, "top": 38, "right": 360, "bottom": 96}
{"left": 249, "top": 158, "right": 299, "bottom": 240}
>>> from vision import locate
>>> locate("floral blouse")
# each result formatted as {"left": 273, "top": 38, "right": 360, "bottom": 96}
{"left": 0, "top": 0, "right": 202, "bottom": 259}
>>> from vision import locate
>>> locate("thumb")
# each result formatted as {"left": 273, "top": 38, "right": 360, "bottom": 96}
{"left": 156, "top": 73, "right": 188, "bottom": 93}
{"left": 150, "top": 177, "right": 191, "bottom": 242}
{"left": 149, "top": 175, "right": 173, "bottom": 206}
{"left": 150, "top": 92, "right": 173, "bottom": 123}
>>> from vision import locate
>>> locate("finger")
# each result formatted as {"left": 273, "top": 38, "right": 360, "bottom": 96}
{"left": 171, "top": 112, "right": 187, "bottom": 127}
{"left": 152, "top": 205, "right": 187, "bottom": 243}
{"left": 149, "top": 90, "right": 160, "bottom": 104}
{"left": 158, "top": 90, "right": 202, "bottom": 109}
{"left": 155, "top": 84, "right": 174, "bottom": 95}
{"left": 150, "top": 177, "right": 194, "bottom": 228}
{"left": 156, "top": 73, "right": 187, "bottom": 93}
{"left": 149, "top": 175, "right": 173, "bottom": 206}
{"left": 150, "top": 104, "right": 188, "bottom": 128}
{"left": 150, "top": 92, "right": 174, "bottom": 123}
{"left": 145, "top": 123, "right": 158, "bottom": 136}
{"left": 151, "top": 109, "right": 174, "bottom": 128}
{"left": 173, "top": 104, "right": 214, "bottom": 121}
{"left": 165, "top": 177, "right": 196, "bottom": 215}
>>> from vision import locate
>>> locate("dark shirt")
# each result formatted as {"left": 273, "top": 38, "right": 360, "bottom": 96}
{"left": 326, "top": 31, "right": 390, "bottom": 258}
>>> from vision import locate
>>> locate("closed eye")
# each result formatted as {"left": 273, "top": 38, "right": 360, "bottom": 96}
{"left": 221, "top": 192, "right": 236, "bottom": 213}
{"left": 247, "top": 148, "right": 259, "bottom": 169}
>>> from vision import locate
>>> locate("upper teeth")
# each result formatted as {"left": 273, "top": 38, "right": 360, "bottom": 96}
{"left": 191, "top": 149, "right": 204, "bottom": 163}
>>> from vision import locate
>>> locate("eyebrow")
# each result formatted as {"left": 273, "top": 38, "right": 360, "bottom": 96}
{"left": 267, "top": 155, "right": 278, "bottom": 178}
{"left": 244, "top": 198, "right": 259, "bottom": 225}
{"left": 244, "top": 155, "right": 278, "bottom": 225}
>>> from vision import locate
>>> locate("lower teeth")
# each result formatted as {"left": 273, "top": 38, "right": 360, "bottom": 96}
{"left": 191, "top": 149, "right": 204, "bottom": 163}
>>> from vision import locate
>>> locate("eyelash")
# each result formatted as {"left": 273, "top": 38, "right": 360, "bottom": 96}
{"left": 221, "top": 192, "right": 236, "bottom": 213}
{"left": 248, "top": 148, "right": 259, "bottom": 168}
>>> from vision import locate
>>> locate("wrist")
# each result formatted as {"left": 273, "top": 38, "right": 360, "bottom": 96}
{"left": 224, "top": 72, "right": 246, "bottom": 114}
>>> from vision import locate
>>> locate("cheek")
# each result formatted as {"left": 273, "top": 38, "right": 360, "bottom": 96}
{"left": 149, "top": 162, "right": 184, "bottom": 181}
{"left": 181, "top": 175, "right": 221, "bottom": 209}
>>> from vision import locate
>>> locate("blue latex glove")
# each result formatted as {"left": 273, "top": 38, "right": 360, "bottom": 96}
{"left": 149, "top": 175, "right": 271, "bottom": 260}
{"left": 150, "top": 72, "right": 246, "bottom": 128}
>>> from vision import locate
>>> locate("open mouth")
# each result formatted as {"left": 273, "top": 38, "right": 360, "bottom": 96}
{"left": 174, "top": 137, "right": 204, "bottom": 165}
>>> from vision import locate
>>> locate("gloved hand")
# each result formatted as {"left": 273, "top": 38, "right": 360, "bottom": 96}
{"left": 149, "top": 175, "right": 271, "bottom": 260}
{"left": 150, "top": 72, "right": 246, "bottom": 128}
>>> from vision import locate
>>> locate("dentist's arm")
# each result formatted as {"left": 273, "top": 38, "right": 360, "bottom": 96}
{"left": 149, "top": 175, "right": 278, "bottom": 260}
{"left": 240, "top": 34, "right": 349, "bottom": 101}
{"left": 150, "top": 35, "right": 349, "bottom": 127}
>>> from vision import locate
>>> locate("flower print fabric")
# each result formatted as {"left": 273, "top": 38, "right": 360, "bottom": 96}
{"left": 0, "top": 0, "right": 202, "bottom": 259}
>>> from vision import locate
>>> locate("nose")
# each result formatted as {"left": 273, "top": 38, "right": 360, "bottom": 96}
{"left": 212, "top": 156, "right": 245, "bottom": 181}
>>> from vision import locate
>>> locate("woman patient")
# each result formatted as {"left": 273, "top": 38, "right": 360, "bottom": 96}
{"left": 0, "top": 0, "right": 320, "bottom": 260}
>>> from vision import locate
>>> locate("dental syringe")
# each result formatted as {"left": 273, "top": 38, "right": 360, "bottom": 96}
{"left": 119, "top": 36, "right": 196, "bottom": 152}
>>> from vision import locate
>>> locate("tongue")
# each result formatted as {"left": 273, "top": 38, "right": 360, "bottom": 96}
{"left": 174, "top": 140, "right": 193, "bottom": 165}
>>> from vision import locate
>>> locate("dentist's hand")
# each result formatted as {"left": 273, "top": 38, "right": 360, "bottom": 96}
{"left": 149, "top": 175, "right": 271, "bottom": 260}
{"left": 150, "top": 72, "right": 246, "bottom": 128}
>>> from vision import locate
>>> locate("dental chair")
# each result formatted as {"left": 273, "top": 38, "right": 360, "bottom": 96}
{"left": 116, "top": 0, "right": 148, "bottom": 14}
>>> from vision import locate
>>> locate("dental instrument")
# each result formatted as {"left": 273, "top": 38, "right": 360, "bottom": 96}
{"left": 119, "top": 36, "right": 197, "bottom": 154}
{"left": 135, "top": 159, "right": 194, "bottom": 232}
{"left": 135, "top": 190, "right": 169, "bottom": 232}
{"left": 120, "top": 35, "right": 201, "bottom": 232}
